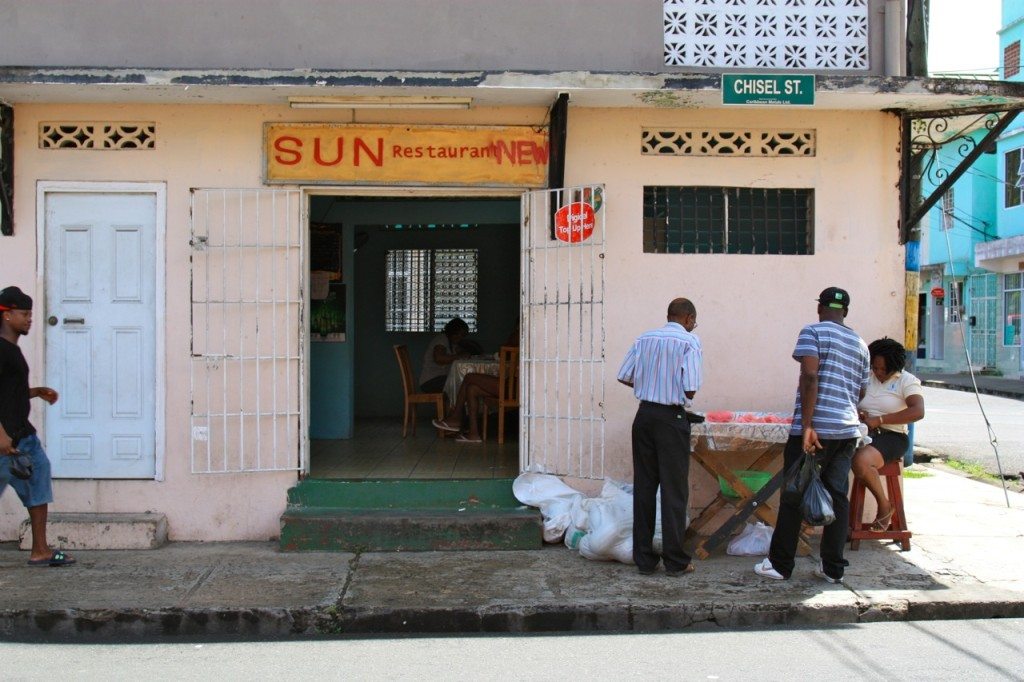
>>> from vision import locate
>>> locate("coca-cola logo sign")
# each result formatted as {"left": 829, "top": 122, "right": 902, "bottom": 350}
{"left": 554, "top": 202, "right": 596, "bottom": 243}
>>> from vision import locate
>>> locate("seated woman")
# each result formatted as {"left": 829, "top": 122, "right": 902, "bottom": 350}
{"left": 432, "top": 320, "right": 520, "bottom": 444}
{"left": 419, "top": 317, "right": 470, "bottom": 394}
{"left": 432, "top": 372, "right": 498, "bottom": 444}
{"left": 853, "top": 337, "right": 925, "bottom": 531}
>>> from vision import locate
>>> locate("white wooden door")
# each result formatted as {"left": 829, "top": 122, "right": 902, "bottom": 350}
{"left": 520, "top": 185, "right": 606, "bottom": 479}
{"left": 44, "top": 192, "right": 157, "bottom": 478}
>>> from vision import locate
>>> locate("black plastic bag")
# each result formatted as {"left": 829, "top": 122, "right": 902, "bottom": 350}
{"left": 782, "top": 452, "right": 815, "bottom": 506}
{"left": 800, "top": 461, "right": 835, "bottom": 526}
{"left": 8, "top": 449, "right": 33, "bottom": 480}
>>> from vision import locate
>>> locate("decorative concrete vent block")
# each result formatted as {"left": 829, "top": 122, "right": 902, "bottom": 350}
{"left": 19, "top": 512, "right": 168, "bottom": 550}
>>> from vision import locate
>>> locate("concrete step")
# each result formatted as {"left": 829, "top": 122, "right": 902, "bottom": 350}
{"left": 20, "top": 512, "right": 168, "bottom": 550}
{"left": 279, "top": 506, "right": 542, "bottom": 552}
{"left": 280, "top": 478, "right": 541, "bottom": 552}
{"left": 286, "top": 478, "right": 522, "bottom": 509}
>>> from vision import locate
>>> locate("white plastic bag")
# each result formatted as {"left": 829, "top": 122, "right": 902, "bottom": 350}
{"left": 564, "top": 523, "right": 588, "bottom": 550}
{"left": 578, "top": 478, "right": 634, "bottom": 563}
{"left": 512, "top": 472, "right": 584, "bottom": 544}
{"left": 726, "top": 521, "right": 773, "bottom": 556}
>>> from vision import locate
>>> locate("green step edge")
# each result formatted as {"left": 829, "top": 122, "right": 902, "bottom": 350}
{"left": 286, "top": 477, "right": 524, "bottom": 510}
{"left": 279, "top": 506, "right": 542, "bottom": 552}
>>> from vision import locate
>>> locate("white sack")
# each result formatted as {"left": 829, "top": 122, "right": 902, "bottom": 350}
{"left": 579, "top": 479, "right": 635, "bottom": 564}
{"left": 513, "top": 472, "right": 584, "bottom": 544}
{"left": 726, "top": 521, "right": 773, "bottom": 556}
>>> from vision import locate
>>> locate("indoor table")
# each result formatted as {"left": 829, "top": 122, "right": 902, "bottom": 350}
{"left": 444, "top": 356, "right": 500, "bottom": 405}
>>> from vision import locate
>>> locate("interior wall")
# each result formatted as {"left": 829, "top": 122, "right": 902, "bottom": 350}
{"left": 307, "top": 197, "right": 521, "bottom": 431}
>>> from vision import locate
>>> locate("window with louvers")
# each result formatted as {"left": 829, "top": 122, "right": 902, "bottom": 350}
{"left": 385, "top": 248, "right": 478, "bottom": 332}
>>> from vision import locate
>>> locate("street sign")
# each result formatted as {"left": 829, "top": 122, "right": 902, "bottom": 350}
{"left": 722, "top": 74, "right": 815, "bottom": 106}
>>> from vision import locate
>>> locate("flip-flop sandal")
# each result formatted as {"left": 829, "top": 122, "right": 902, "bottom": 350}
{"left": 871, "top": 509, "right": 894, "bottom": 532}
{"left": 432, "top": 419, "right": 461, "bottom": 433}
{"left": 27, "top": 549, "right": 76, "bottom": 567}
{"left": 455, "top": 434, "right": 483, "bottom": 444}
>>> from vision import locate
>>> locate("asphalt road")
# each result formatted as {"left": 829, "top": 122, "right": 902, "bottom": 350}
{"left": 914, "top": 386, "right": 1024, "bottom": 478}
{"left": 2, "top": 619, "right": 1022, "bottom": 680}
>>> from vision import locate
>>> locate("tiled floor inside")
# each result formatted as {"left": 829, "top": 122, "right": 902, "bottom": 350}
{"left": 309, "top": 417, "right": 519, "bottom": 479}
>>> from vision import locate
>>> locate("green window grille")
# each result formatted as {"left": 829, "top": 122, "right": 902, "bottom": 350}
{"left": 643, "top": 186, "right": 814, "bottom": 255}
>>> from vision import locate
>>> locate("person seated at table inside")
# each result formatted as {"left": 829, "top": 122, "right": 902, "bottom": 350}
{"left": 432, "top": 321, "right": 520, "bottom": 443}
{"left": 419, "top": 317, "right": 471, "bottom": 394}
{"left": 853, "top": 337, "right": 925, "bottom": 531}
{"left": 432, "top": 373, "right": 496, "bottom": 444}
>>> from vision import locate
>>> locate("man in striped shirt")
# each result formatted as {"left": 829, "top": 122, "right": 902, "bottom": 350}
{"left": 617, "top": 298, "right": 702, "bottom": 577}
{"left": 755, "top": 287, "right": 870, "bottom": 584}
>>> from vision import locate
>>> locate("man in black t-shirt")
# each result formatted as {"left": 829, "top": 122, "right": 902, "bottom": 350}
{"left": 0, "top": 286, "right": 75, "bottom": 567}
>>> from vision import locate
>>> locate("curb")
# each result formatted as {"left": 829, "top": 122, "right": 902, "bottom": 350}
{"left": 920, "top": 380, "right": 1024, "bottom": 402}
{"left": 4, "top": 598, "right": 1024, "bottom": 640}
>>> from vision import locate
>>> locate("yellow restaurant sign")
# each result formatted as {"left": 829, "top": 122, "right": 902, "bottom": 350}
{"left": 265, "top": 123, "right": 549, "bottom": 187}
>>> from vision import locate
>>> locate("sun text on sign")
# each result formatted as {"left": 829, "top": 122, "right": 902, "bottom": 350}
{"left": 265, "top": 124, "right": 549, "bottom": 187}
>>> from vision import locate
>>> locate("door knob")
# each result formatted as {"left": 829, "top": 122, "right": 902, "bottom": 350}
{"left": 47, "top": 316, "right": 58, "bottom": 326}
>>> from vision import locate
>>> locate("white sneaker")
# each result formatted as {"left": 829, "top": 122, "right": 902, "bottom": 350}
{"left": 814, "top": 560, "right": 843, "bottom": 584}
{"left": 754, "top": 558, "right": 785, "bottom": 580}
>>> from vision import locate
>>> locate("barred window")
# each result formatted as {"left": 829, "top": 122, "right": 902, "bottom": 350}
{"left": 1005, "top": 148, "right": 1022, "bottom": 209}
{"left": 643, "top": 186, "right": 814, "bottom": 255}
{"left": 385, "top": 249, "right": 478, "bottom": 332}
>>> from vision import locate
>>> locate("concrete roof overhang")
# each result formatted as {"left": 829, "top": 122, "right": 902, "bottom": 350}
{"left": 975, "top": 235, "right": 1024, "bottom": 273}
{"left": 3, "top": 67, "right": 1024, "bottom": 116}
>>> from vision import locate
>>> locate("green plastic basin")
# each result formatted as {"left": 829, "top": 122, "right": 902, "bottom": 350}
{"left": 718, "top": 470, "right": 773, "bottom": 498}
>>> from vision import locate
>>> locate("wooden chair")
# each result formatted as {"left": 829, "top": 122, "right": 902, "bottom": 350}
{"left": 393, "top": 344, "right": 445, "bottom": 438}
{"left": 848, "top": 459, "right": 912, "bottom": 551}
{"left": 481, "top": 346, "right": 520, "bottom": 444}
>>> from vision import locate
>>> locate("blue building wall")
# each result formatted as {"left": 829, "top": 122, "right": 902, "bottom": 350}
{"left": 916, "top": 1, "right": 1024, "bottom": 376}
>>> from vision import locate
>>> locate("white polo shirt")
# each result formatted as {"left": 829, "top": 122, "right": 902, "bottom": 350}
{"left": 857, "top": 370, "right": 923, "bottom": 435}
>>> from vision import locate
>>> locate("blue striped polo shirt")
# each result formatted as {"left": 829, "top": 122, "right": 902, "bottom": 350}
{"left": 789, "top": 321, "right": 870, "bottom": 439}
{"left": 617, "top": 321, "right": 703, "bottom": 406}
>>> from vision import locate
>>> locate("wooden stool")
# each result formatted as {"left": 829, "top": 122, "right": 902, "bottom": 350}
{"left": 848, "top": 459, "right": 911, "bottom": 551}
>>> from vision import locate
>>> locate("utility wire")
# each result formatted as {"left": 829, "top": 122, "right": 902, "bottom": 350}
{"left": 939, "top": 224, "right": 1012, "bottom": 508}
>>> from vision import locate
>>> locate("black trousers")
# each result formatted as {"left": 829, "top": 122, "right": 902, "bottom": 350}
{"left": 768, "top": 434, "right": 856, "bottom": 580}
{"left": 420, "top": 375, "right": 446, "bottom": 394}
{"left": 631, "top": 401, "right": 691, "bottom": 572}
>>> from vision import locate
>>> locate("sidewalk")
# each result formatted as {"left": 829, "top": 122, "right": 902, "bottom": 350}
{"left": 917, "top": 371, "right": 1024, "bottom": 401}
{"left": 1, "top": 466, "right": 1022, "bottom": 640}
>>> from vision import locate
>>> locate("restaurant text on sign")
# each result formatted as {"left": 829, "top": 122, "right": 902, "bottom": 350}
{"left": 554, "top": 202, "right": 596, "bottom": 243}
{"left": 265, "top": 124, "right": 549, "bottom": 187}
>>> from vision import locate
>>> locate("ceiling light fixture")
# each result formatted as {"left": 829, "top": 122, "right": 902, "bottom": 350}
{"left": 288, "top": 96, "right": 473, "bottom": 110}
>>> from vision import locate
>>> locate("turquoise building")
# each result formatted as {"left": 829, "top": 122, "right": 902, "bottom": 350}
{"left": 918, "top": 0, "right": 1024, "bottom": 378}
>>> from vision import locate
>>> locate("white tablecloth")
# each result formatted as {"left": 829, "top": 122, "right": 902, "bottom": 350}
{"left": 690, "top": 412, "right": 793, "bottom": 450}
{"left": 444, "top": 357, "right": 500, "bottom": 404}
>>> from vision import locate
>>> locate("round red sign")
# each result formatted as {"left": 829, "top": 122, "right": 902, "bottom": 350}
{"left": 930, "top": 286, "right": 945, "bottom": 298}
{"left": 554, "top": 202, "right": 596, "bottom": 243}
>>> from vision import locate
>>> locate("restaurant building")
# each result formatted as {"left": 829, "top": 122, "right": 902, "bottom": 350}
{"left": 2, "top": 1, "right": 1023, "bottom": 544}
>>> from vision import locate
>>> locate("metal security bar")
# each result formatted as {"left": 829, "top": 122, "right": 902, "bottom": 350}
{"left": 521, "top": 185, "right": 606, "bottom": 479}
{"left": 189, "top": 189, "right": 304, "bottom": 473}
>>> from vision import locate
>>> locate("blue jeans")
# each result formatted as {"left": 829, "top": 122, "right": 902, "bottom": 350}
{"left": 768, "top": 435, "right": 855, "bottom": 580}
{"left": 0, "top": 434, "right": 54, "bottom": 508}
